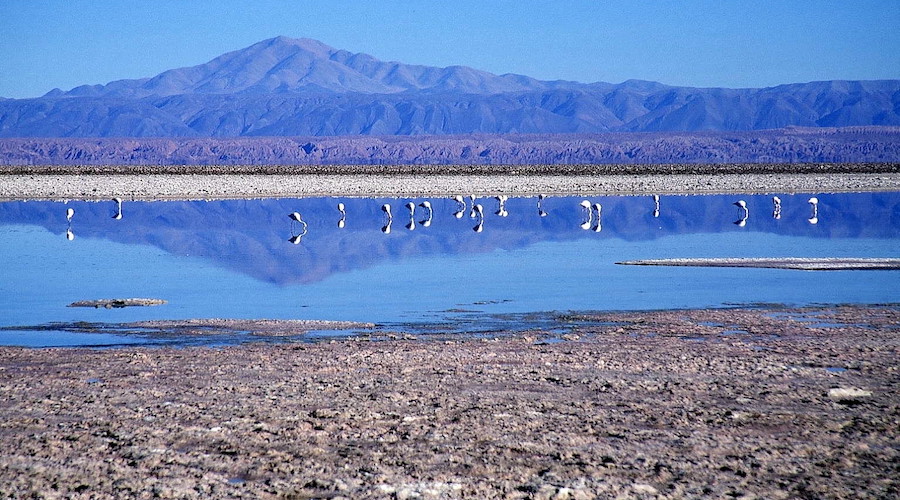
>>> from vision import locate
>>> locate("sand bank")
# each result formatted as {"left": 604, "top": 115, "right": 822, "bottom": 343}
{"left": 617, "top": 257, "right": 900, "bottom": 270}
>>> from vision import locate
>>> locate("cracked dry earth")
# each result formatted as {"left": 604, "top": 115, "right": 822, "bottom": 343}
{"left": 0, "top": 305, "right": 897, "bottom": 499}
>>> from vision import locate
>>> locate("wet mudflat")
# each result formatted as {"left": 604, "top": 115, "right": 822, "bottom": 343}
{"left": 1, "top": 304, "right": 896, "bottom": 499}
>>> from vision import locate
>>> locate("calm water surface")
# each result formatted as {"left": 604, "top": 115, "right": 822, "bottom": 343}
{"left": 1, "top": 193, "right": 897, "bottom": 346}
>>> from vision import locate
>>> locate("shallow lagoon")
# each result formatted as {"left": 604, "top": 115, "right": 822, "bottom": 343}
{"left": 1, "top": 193, "right": 898, "bottom": 346}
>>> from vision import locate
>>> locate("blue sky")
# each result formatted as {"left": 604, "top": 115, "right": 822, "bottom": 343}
{"left": 1, "top": 0, "right": 898, "bottom": 99}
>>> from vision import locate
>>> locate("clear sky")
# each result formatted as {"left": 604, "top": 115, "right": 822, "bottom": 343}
{"left": 1, "top": 0, "right": 898, "bottom": 99}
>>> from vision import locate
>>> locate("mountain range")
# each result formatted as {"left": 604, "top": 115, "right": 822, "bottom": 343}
{"left": 1, "top": 36, "right": 899, "bottom": 138}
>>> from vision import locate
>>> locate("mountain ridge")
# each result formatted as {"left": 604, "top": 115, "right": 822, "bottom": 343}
{"left": 2, "top": 36, "right": 899, "bottom": 137}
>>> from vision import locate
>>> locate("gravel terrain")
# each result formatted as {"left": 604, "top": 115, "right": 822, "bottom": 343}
{"left": 1, "top": 163, "right": 898, "bottom": 200}
{"left": 0, "top": 305, "right": 896, "bottom": 499}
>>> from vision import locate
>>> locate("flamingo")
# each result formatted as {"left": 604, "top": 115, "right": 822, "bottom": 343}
{"left": 381, "top": 203, "right": 393, "bottom": 234}
{"left": 337, "top": 202, "right": 346, "bottom": 228}
{"left": 808, "top": 197, "right": 819, "bottom": 225}
{"left": 288, "top": 212, "right": 309, "bottom": 241}
{"left": 469, "top": 195, "right": 478, "bottom": 218}
{"left": 580, "top": 200, "right": 593, "bottom": 230}
{"left": 652, "top": 195, "right": 660, "bottom": 218}
{"left": 592, "top": 203, "right": 603, "bottom": 232}
{"left": 418, "top": 201, "right": 433, "bottom": 227}
{"left": 405, "top": 202, "right": 416, "bottom": 231}
{"left": 64, "top": 206, "right": 75, "bottom": 240}
{"left": 472, "top": 204, "right": 485, "bottom": 233}
{"left": 288, "top": 211, "right": 308, "bottom": 230}
{"left": 537, "top": 194, "right": 548, "bottom": 217}
{"left": 495, "top": 195, "right": 509, "bottom": 217}
{"left": 733, "top": 200, "right": 748, "bottom": 227}
{"left": 112, "top": 198, "right": 123, "bottom": 220}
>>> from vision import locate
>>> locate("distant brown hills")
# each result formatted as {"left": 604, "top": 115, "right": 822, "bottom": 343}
{"left": 1, "top": 128, "right": 898, "bottom": 166}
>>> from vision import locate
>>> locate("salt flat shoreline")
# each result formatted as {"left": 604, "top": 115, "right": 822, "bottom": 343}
{"left": 0, "top": 305, "right": 896, "bottom": 498}
{"left": 1, "top": 163, "right": 899, "bottom": 200}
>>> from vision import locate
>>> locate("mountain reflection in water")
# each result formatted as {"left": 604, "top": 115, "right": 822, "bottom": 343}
{"left": 2, "top": 193, "right": 897, "bottom": 286}
{"left": 0, "top": 192, "right": 898, "bottom": 339}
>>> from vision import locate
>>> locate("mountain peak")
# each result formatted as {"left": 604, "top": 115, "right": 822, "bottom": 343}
{"left": 55, "top": 36, "right": 559, "bottom": 99}
{"left": 255, "top": 36, "right": 336, "bottom": 56}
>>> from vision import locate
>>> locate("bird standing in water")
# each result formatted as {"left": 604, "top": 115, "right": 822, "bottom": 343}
{"left": 112, "top": 198, "right": 123, "bottom": 220}
{"left": 287, "top": 212, "right": 308, "bottom": 244}
{"left": 808, "top": 197, "right": 819, "bottom": 225}
{"left": 472, "top": 204, "right": 485, "bottom": 233}
{"left": 580, "top": 200, "right": 593, "bottom": 230}
{"left": 382, "top": 203, "right": 393, "bottom": 234}
{"left": 418, "top": 201, "right": 433, "bottom": 227}
{"left": 452, "top": 196, "right": 466, "bottom": 219}
{"left": 495, "top": 195, "right": 509, "bottom": 217}
{"left": 405, "top": 202, "right": 416, "bottom": 231}
{"left": 733, "top": 200, "right": 748, "bottom": 227}
{"left": 592, "top": 203, "right": 603, "bottom": 232}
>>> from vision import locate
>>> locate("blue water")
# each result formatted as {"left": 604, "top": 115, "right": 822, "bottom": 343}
{"left": 1, "top": 193, "right": 898, "bottom": 346}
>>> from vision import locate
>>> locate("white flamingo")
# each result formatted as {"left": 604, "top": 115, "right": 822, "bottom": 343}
{"left": 592, "top": 203, "right": 603, "bottom": 232}
{"left": 405, "top": 202, "right": 416, "bottom": 231}
{"left": 112, "top": 198, "right": 123, "bottom": 220}
{"left": 288, "top": 212, "right": 309, "bottom": 241}
{"left": 381, "top": 204, "right": 393, "bottom": 234}
{"left": 337, "top": 202, "right": 346, "bottom": 228}
{"left": 452, "top": 196, "right": 466, "bottom": 219}
{"left": 580, "top": 200, "right": 593, "bottom": 230}
{"left": 418, "top": 201, "right": 433, "bottom": 227}
{"left": 808, "top": 197, "right": 819, "bottom": 225}
{"left": 733, "top": 200, "right": 748, "bottom": 227}
{"left": 472, "top": 204, "right": 485, "bottom": 233}
{"left": 537, "top": 194, "right": 548, "bottom": 217}
{"left": 495, "top": 195, "right": 509, "bottom": 217}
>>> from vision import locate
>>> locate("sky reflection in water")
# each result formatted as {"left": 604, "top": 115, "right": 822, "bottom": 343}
{"left": 0, "top": 192, "right": 898, "bottom": 346}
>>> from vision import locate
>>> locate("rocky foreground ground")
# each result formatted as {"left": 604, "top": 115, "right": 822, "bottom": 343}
{"left": 0, "top": 305, "right": 897, "bottom": 499}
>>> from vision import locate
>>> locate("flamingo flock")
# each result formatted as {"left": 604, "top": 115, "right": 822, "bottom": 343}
{"left": 52, "top": 193, "right": 825, "bottom": 244}
{"left": 277, "top": 194, "right": 825, "bottom": 243}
